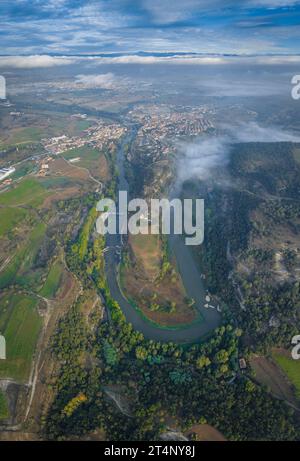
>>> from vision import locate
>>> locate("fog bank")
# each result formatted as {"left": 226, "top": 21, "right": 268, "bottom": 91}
{"left": 177, "top": 122, "right": 300, "bottom": 184}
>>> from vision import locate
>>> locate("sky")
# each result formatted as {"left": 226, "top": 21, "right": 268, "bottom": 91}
{"left": 0, "top": 0, "right": 300, "bottom": 56}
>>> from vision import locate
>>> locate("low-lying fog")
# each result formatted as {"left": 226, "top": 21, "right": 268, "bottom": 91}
{"left": 176, "top": 122, "right": 300, "bottom": 184}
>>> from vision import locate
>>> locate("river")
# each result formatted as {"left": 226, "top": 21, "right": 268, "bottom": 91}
{"left": 104, "top": 125, "right": 221, "bottom": 343}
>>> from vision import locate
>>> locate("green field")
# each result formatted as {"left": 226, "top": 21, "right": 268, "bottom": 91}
{"left": 47, "top": 116, "right": 93, "bottom": 137}
{"left": 11, "top": 127, "right": 44, "bottom": 143}
{"left": 0, "top": 115, "right": 93, "bottom": 149}
{"left": 71, "top": 119, "right": 92, "bottom": 133}
{"left": 60, "top": 144, "right": 110, "bottom": 181}
{"left": 39, "top": 176, "right": 75, "bottom": 189}
{"left": 0, "top": 207, "right": 27, "bottom": 237}
{"left": 273, "top": 352, "right": 300, "bottom": 399}
{"left": 0, "top": 390, "right": 9, "bottom": 420}
{"left": 40, "top": 259, "right": 64, "bottom": 298}
{"left": 0, "top": 293, "right": 42, "bottom": 382}
{"left": 62, "top": 145, "right": 102, "bottom": 163}
{"left": 0, "top": 127, "right": 45, "bottom": 148}
{"left": 0, "top": 178, "right": 47, "bottom": 207}
{"left": 0, "top": 221, "right": 47, "bottom": 289}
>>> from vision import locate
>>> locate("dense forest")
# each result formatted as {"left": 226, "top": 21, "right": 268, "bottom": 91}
{"left": 198, "top": 142, "right": 300, "bottom": 351}
{"left": 45, "top": 284, "right": 299, "bottom": 441}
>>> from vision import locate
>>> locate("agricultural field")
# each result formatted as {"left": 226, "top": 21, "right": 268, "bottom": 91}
{"left": 0, "top": 127, "right": 45, "bottom": 147}
{"left": 61, "top": 145, "right": 110, "bottom": 182}
{"left": 0, "top": 390, "right": 9, "bottom": 420}
{"left": 70, "top": 119, "right": 92, "bottom": 133}
{"left": 39, "top": 176, "right": 75, "bottom": 189}
{"left": 39, "top": 259, "right": 64, "bottom": 299}
{"left": 62, "top": 145, "right": 100, "bottom": 161}
{"left": 130, "top": 232, "right": 161, "bottom": 280}
{"left": 0, "top": 292, "right": 42, "bottom": 382}
{"left": 0, "top": 221, "right": 46, "bottom": 289}
{"left": 0, "top": 177, "right": 47, "bottom": 207}
{"left": 0, "top": 150, "right": 101, "bottom": 292}
{"left": 273, "top": 350, "right": 300, "bottom": 400}
{"left": 0, "top": 111, "right": 94, "bottom": 149}
{"left": 250, "top": 355, "right": 298, "bottom": 406}
{"left": 48, "top": 157, "right": 90, "bottom": 182}
{"left": 0, "top": 176, "right": 68, "bottom": 291}
{"left": 121, "top": 233, "right": 199, "bottom": 327}
{"left": 0, "top": 207, "right": 27, "bottom": 238}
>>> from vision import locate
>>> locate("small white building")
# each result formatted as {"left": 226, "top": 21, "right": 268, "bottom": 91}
{"left": 0, "top": 167, "right": 15, "bottom": 181}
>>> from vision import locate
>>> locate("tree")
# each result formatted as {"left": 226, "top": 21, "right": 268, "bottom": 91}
{"left": 196, "top": 356, "right": 211, "bottom": 369}
{"left": 135, "top": 346, "right": 148, "bottom": 361}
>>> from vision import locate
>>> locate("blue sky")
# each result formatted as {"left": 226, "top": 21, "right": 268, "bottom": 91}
{"left": 1, "top": 0, "right": 300, "bottom": 55}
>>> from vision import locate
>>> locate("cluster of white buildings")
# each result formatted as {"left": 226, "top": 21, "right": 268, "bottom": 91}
{"left": 84, "top": 122, "right": 126, "bottom": 150}
{"left": 138, "top": 111, "right": 213, "bottom": 139}
{"left": 130, "top": 104, "right": 214, "bottom": 138}
{"left": 130, "top": 104, "right": 214, "bottom": 163}
{"left": 42, "top": 119, "right": 126, "bottom": 155}
{"left": 42, "top": 134, "right": 87, "bottom": 155}
{"left": 126, "top": 104, "right": 214, "bottom": 197}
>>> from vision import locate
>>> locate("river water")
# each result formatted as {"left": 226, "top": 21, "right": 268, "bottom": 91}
{"left": 104, "top": 125, "right": 220, "bottom": 343}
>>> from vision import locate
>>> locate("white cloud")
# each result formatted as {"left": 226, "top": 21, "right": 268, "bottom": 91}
{"left": 80, "top": 54, "right": 300, "bottom": 66}
{"left": 177, "top": 136, "right": 229, "bottom": 183}
{"left": 201, "top": 78, "right": 287, "bottom": 97}
{"left": 225, "top": 121, "right": 300, "bottom": 143}
{"left": 83, "top": 55, "right": 228, "bottom": 65}
{"left": 1, "top": 53, "right": 300, "bottom": 71}
{"left": 75, "top": 72, "right": 126, "bottom": 89}
{"left": 251, "top": 55, "right": 300, "bottom": 64}
{"left": 0, "top": 55, "right": 76, "bottom": 68}
{"left": 248, "top": 0, "right": 300, "bottom": 6}
{"left": 141, "top": 0, "right": 201, "bottom": 24}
